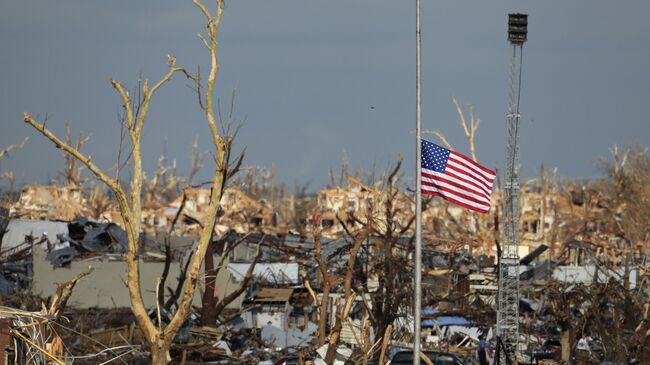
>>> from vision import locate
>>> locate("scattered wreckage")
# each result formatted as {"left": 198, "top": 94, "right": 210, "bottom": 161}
{"left": 0, "top": 176, "right": 648, "bottom": 364}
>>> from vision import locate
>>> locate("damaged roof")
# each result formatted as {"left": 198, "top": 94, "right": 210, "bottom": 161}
{"left": 253, "top": 288, "right": 294, "bottom": 303}
{"left": 228, "top": 263, "right": 300, "bottom": 285}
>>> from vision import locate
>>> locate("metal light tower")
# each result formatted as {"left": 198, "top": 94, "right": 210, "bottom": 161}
{"left": 496, "top": 13, "right": 527, "bottom": 365}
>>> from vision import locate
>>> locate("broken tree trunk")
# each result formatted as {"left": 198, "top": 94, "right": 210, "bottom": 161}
{"left": 378, "top": 324, "right": 393, "bottom": 365}
{"left": 325, "top": 224, "right": 371, "bottom": 363}
{"left": 561, "top": 327, "right": 572, "bottom": 362}
{"left": 325, "top": 293, "right": 357, "bottom": 364}
{"left": 313, "top": 232, "right": 333, "bottom": 347}
{"left": 201, "top": 238, "right": 219, "bottom": 326}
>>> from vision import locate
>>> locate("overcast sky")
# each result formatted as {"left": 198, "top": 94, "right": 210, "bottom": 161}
{"left": 1, "top": 1, "right": 649, "bottom": 191}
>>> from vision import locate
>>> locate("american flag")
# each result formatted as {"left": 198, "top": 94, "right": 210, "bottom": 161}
{"left": 421, "top": 139, "right": 495, "bottom": 213}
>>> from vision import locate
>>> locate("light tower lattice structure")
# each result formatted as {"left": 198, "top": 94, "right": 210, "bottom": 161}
{"left": 496, "top": 13, "right": 527, "bottom": 365}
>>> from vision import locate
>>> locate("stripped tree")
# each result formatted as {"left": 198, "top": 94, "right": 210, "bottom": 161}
{"left": 324, "top": 223, "right": 371, "bottom": 363}
{"left": 304, "top": 224, "right": 371, "bottom": 361}
{"left": 59, "top": 126, "right": 89, "bottom": 186}
{"left": 368, "top": 160, "right": 416, "bottom": 345}
{"left": 23, "top": 1, "right": 234, "bottom": 363}
{"left": 429, "top": 96, "right": 494, "bottom": 254}
{"left": 304, "top": 228, "right": 339, "bottom": 347}
{"left": 0, "top": 137, "right": 28, "bottom": 195}
{"left": 201, "top": 233, "right": 264, "bottom": 327}
{"left": 0, "top": 137, "right": 28, "bottom": 160}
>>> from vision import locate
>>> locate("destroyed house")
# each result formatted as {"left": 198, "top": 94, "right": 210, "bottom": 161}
{"left": 245, "top": 287, "right": 294, "bottom": 329}
{"left": 219, "top": 232, "right": 302, "bottom": 262}
{"left": 159, "top": 187, "right": 280, "bottom": 235}
{"left": 313, "top": 178, "right": 415, "bottom": 237}
{"left": 11, "top": 184, "right": 87, "bottom": 221}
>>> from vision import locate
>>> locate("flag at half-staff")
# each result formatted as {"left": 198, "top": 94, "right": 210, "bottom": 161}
{"left": 420, "top": 139, "right": 495, "bottom": 213}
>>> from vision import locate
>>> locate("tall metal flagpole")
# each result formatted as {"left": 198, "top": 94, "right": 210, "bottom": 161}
{"left": 413, "top": 0, "right": 422, "bottom": 364}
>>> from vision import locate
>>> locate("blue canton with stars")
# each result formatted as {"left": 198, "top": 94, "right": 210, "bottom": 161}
{"left": 421, "top": 139, "right": 450, "bottom": 173}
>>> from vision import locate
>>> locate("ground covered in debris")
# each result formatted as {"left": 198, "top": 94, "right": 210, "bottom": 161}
{"left": 0, "top": 146, "right": 648, "bottom": 364}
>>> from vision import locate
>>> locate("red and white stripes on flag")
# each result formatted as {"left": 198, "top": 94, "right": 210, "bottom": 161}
{"left": 420, "top": 139, "right": 495, "bottom": 213}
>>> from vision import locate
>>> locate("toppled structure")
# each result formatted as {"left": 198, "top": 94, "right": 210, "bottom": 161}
{"left": 312, "top": 177, "right": 415, "bottom": 238}
{"left": 11, "top": 185, "right": 88, "bottom": 221}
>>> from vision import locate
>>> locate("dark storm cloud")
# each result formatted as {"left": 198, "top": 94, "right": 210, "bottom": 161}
{"left": 1, "top": 1, "right": 648, "bottom": 189}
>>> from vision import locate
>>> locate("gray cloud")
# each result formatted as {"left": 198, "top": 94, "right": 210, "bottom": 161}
{"left": 1, "top": 0, "right": 649, "bottom": 190}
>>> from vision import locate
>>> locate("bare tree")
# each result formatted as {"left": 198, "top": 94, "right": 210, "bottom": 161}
{"left": 428, "top": 96, "right": 495, "bottom": 254}
{"left": 324, "top": 223, "right": 371, "bottom": 363}
{"left": 368, "top": 161, "right": 416, "bottom": 342}
{"left": 201, "top": 234, "right": 263, "bottom": 327}
{"left": 60, "top": 125, "right": 89, "bottom": 186}
{"left": 600, "top": 145, "right": 650, "bottom": 247}
{"left": 0, "top": 171, "right": 16, "bottom": 195}
{"left": 22, "top": 1, "right": 234, "bottom": 363}
{"left": 86, "top": 183, "right": 113, "bottom": 219}
{"left": 429, "top": 96, "right": 480, "bottom": 161}
{"left": 0, "top": 137, "right": 28, "bottom": 160}
{"left": 0, "top": 137, "right": 27, "bottom": 195}
{"left": 305, "top": 229, "right": 339, "bottom": 347}
{"left": 451, "top": 96, "right": 480, "bottom": 162}
{"left": 143, "top": 155, "right": 183, "bottom": 207}
{"left": 188, "top": 136, "right": 205, "bottom": 184}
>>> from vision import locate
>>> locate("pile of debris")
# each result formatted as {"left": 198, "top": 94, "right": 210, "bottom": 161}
{"left": 10, "top": 185, "right": 88, "bottom": 221}
{"left": 45, "top": 217, "right": 127, "bottom": 267}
